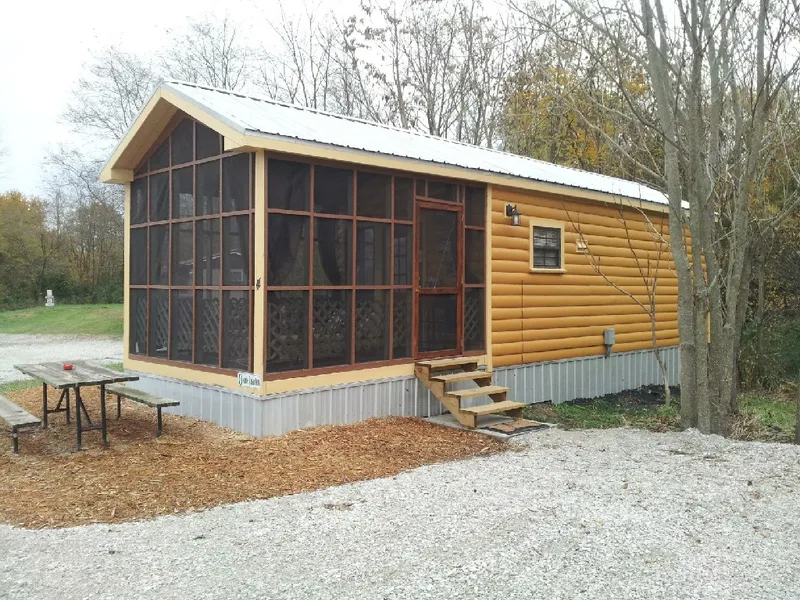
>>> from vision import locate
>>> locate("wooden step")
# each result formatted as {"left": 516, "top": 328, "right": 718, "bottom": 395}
{"left": 460, "top": 400, "right": 526, "bottom": 416}
{"left": 416, "top": 357, "right": 479, "bottom": 370}
{"left": 431, "top": 370, "right": 491, "bottom": 383}
{"left": 446, "top": 385, "right": 508, "bottom": 399}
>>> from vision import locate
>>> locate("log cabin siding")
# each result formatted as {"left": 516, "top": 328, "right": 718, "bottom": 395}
{"left": 491, "top": 186, "right": 680, "bottom": 368}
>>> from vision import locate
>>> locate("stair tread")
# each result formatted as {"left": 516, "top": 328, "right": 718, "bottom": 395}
{"left": 446, "top": 385, "right": 508, "bottom": 399}
{"left": 416, "top": 357, "right": 479, "bottom": 369}
{"left": 431, "top": 371, "right": 492, "bottom": 383}
{"left": 460, "top": 400, "right": 525, "bottom": 415}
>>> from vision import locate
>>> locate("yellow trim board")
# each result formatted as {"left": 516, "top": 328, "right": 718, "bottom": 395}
{"left": 252, "top": 151, "right": 266, "bottom": 378}
{"left": 485, "top": 185, "right": 494, "bottom": 372}
{"left": 123, "top": 183, "right": 131, "bottom": 358}
{"left": 124, "top": 356, "right": 485, "bottom": 395}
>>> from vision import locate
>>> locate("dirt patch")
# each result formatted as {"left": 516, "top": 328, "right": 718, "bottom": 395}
{"left": 0, "top": 387, "right": 505, "bottom": 529}
{"left": 569, "top": 384, "right": 681, "bottom": 409}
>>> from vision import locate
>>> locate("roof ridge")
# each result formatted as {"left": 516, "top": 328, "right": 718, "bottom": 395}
{"left": 164, "top": 80, "right": 660, "bottom": 195}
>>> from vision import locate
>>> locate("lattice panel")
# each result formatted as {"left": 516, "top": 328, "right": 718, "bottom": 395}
{"left": 355, "top": 292, "right": 388, "bottom": 361}
{"left": 132, "top": 293, "right": 147, "bottom": 354}
{"left": 150, "top": 294, "right": 169, "bottom": 355}
{"left": 267, "top": 293, "right": 307, "bottom": 368}
{"left": 464, "top": 289, "right": 484, "bottom": 351}
{"left": 313, "top": 292, "right": 350, "bottom": 366}
{"left": 172, "top": 294, "right": 193, "bottom": 358}
{"left": 200, "top": 295, "right": 220, "bottom": 355}
{"left": 224, "top": 293, "right": 249, "bottom": 369}
{"left": 392, "top": 292, "right": 411, "bottom": 358}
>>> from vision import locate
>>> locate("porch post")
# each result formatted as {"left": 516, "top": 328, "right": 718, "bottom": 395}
{"left": 252, "top": 151, "right": 266, "bottom": 381}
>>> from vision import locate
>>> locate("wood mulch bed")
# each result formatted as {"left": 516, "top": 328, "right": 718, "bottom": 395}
{"left": 0, "top": 386, "right": 506, "bottom": 529}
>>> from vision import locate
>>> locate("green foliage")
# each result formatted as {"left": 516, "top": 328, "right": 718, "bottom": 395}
{"left": 523, "top": 387, "right": 681, "bottom": 432}
{"left": 739, "top": 393, "right": 797, "bottom": 433}
{"left": 739, "top": 317, "right": 800, "bottom": 389}
{"left": 0, "top": 186, "right": 123, "bottom": 310}
{"left": 0, "top": 304, "right": 123, "bottom": 337}
{"left": 0, "top": 192, "right": 47, "bottom": 308}
{"left": 524, "top": 388, "right": 797, "bottom": 443}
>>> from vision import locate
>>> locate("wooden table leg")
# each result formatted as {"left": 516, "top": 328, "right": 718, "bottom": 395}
{"left": 100, "top": 384, "right": 108, "bottom": 446}
{"left": 42, "top": 383, "right": 48, "bottom": 429}
{"left": 74, "top": 387, "right": 82, "bottom": 451}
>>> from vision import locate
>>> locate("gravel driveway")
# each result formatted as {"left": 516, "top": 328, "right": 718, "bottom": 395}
{"left": 2, "top": 427, "right": 799, "bottom": 600}
{"left": 0, "top": 334, "right": 123, "bottom": 384}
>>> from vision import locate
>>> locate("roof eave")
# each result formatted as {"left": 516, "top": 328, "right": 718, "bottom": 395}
{"left": 234, "top": 130, "right": 672, "bottom": 212}
{"left": 99, "top": 82, "right": 249, "bottom": 184}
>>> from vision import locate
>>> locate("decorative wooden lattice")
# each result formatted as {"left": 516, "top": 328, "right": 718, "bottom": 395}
{"left": 151, "top": 295, "right": 169, "bottom": 354}
{"left": 355, "top": 293, "right": 387, "bottom": 360}
{"left": 464, "top": 289, "right": 484, "bottom": 351}
{"left": 133, "top": 294, "right": 147, "bottom": 354}
{"left": 173, "top": 294, "right": 193, "bottom": 357}
{"left": 313, "top": 292, "right": 350, "bottom": 364}
{"left": 392, "top": 292, "right": 411, "bottom": 357}
{"left": 200, "top": 295, "right": 220, "bottom": 354}
{"left": 224, "top": 294, "right": 249, "bottom": 368}
{"left": 267, "top": 293, "right": 307, "bottom": 366}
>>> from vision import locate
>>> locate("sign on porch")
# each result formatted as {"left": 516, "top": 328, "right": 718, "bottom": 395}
{"left": 238, "top": 372, "right": 262, "bottom": 389}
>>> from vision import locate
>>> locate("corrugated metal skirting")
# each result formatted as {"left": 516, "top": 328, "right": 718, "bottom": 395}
{"left": 128, "top": 346, "right": 680, "bottom": 437}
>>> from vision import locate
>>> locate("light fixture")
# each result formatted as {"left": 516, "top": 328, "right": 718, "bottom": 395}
{"left": 505, "top": 203, "right": 521, "bottom": 226}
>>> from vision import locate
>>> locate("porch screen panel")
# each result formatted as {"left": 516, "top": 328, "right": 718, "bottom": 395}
{"left": 129, "top": 117, "right": 254, "bottom": 371}
{"left": 463, "top": 186, "right": 486, "bottom": 352}
{"left": 265, "top": 162, "right": 415, "bottom": 375}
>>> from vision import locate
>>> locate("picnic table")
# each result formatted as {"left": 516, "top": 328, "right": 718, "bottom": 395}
{"left": 14, "top": 361, "right": 138, "bottom": 450}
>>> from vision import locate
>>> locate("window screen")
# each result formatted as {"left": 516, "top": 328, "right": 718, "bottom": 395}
{"left": 129, "top": 117, "right": 253, "bottom": 371}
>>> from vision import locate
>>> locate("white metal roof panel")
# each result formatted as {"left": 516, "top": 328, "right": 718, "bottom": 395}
{"left": 163, "top": 80, "right": 668, "bottom": 206}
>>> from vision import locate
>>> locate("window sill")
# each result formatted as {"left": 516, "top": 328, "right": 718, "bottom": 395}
{"left": 530, "top": 267, "right": 567, "bottom": 274}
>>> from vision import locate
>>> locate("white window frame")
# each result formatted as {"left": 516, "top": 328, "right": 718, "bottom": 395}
{"left": 529, "top": 218, "right": 566, "bottom": 273}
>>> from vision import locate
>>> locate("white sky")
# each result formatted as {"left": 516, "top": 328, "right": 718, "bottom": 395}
{"left": 0, "top": 0, "right": 361, "bottom": 196}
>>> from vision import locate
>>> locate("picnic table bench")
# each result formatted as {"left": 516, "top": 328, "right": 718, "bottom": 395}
{"left": 0, "top": 394, "right": 41, "bottom": 453}
{"left": 105, "top": 384, "right": 179, "bottom": 437}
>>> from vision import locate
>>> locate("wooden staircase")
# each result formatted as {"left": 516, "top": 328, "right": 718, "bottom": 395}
{"left": 414, "top": 357, "right": 525, "bottom": 428}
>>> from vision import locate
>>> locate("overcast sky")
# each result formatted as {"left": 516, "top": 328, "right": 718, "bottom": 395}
{"left": 0, "top": 0, "right": 364, "bottom": 196}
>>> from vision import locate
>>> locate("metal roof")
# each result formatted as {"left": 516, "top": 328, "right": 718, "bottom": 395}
{"left": 159, "top": 80, "right": 669, "bottom": 206}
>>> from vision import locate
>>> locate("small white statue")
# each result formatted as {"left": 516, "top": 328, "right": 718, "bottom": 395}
{"left": 45, "top": 290, "right": 55, "bottom": 308}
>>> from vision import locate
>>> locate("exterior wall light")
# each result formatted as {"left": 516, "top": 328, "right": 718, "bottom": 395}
{"left": 505, "top": 203, "right": 521, "bottom": 226}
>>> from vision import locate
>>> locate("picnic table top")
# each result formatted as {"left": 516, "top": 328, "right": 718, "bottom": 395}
{"left": 14, "top": 361, "right": 138, "bottom": 389}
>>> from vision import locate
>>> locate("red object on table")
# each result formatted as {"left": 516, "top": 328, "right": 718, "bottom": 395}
{"left": 63, "top": 364, "right": 73, "bottom": 371}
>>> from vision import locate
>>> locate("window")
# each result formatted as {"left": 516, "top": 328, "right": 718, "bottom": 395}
{"left": 129, "top": 117, "right": 254, "bottom": 371}
{"left": 531, "top": 224, "right": 564, "bottom": 270}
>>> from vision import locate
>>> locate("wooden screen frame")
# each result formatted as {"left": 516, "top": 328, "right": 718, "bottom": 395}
{"left": 128, "top": 116, "right": 255, "bottom": 375}
{"left": 414, "top": 199, "right": 464, "bottom": 359}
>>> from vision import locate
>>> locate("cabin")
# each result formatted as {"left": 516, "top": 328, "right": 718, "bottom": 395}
{"left": 100, "top": 80, "right": 680, "bottom": 436}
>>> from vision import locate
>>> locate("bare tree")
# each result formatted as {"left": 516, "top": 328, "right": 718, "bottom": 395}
{"left": 518, "top": 0, "right": 800, "bottom": 434}
{"left": 64, "top": 46, "right": 159, "bottom": 143}
{"left": 161, "top": 15, "right": 251, "bottom": 91}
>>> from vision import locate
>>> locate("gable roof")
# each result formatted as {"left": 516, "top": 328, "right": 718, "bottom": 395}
{"left": 101, "top": 80, "right": 669, "bottom": 209}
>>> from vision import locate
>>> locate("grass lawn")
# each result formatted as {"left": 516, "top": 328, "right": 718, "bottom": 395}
{"left": 523, "top": 384, "right": 799, "bottom": 443}
{"left": 0, "top": 304, "right": 123, "bottom": 337}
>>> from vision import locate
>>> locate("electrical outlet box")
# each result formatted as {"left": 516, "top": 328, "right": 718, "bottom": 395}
{"left": 603, "top": 328, "right": 615, "bottom": 346}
